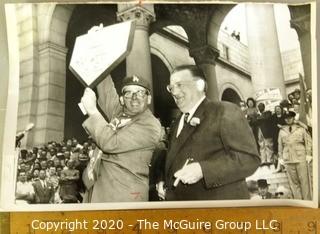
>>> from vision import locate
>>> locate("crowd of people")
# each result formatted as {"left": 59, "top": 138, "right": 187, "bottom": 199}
{"left": 241, "top": 88, "right": 313, "bottom": 200}
{"left": 15, "top": 138, "right": 96, "bottom": 204}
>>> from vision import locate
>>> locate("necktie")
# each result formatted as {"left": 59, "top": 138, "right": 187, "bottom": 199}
{"left": 289, "top": 126, "right": 292, "bottom": 132}
{"left": 176, "top": 113, "right": 190, "bottom": 137}
{"left": 184, "top": 113, "right": 190, "bottom": 124}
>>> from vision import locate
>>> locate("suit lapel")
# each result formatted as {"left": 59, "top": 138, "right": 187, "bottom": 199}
{"left": 169, "top": 113, "right": 182, "bottom": 142}
{"left": 166, "top": 99, "right": 208, "bottom": 172}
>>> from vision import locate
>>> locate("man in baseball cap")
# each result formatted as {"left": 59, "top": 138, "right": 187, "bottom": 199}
{"left": 119, "top": 75, "right": 152, "bottom": 116}
{"left": 80, "top": 74, "right": 161, "bottom": 203}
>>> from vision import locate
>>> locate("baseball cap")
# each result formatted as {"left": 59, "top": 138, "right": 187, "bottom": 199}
{"left": 121, "top": 75, "right": 151, "bottom": 92}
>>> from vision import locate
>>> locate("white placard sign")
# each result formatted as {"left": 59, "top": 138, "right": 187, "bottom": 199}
{"left": 255, "top": 88, "right": 282, "bottom": 101}
{"left": 255, "top": 88, "right": 282, "bottom": 111}
{"left": 69, "top": 20, "right": 135, "bottom": 88}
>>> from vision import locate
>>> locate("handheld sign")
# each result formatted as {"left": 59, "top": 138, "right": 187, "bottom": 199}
{"left": 69, "top": 20, "right": 135, "bottom": 88}
{"left": 69, "top": 20, "right": 135, "bottom": 114}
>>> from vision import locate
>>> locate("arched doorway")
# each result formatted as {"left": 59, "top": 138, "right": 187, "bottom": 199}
{"left": 221, "top": 88, "right": 242, "bottom": 105}
{"left": 151, "top": 54, "right": 176, "bottom": 127}
{"left": 64, "top": 4, "right": 125, "bottom": 143}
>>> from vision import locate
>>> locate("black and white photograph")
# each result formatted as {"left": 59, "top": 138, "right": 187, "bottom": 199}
{"left": 0, "top": 2, "right": 317, "bottom": 210}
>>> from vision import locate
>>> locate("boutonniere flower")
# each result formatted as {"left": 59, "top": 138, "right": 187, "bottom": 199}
{"left": 107, "top": 118, "right": 120, "bottom": 131}
{"left": 190, "top": 117, "right": 200, "bottom": 126}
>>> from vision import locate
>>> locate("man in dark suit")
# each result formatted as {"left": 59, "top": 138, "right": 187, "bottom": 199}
{"left": 162, "top": 65, "right": 260, "bottom": 200}
{"left": 33, "top": 169, "right": 55, "bottom": 204}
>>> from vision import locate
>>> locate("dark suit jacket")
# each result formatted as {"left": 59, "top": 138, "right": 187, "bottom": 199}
{"left": 165, "top": 99, "right": 260, "bottom": 200}
{"left": 33, "top": 180, "right": 54, "bottom": 204}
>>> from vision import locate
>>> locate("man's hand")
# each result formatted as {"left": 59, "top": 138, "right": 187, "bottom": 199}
{"left": 306, "top": 155, "right": 312, "bottom": 163}
{"left": 88, "top": 23, "right": 103, "bottom": 34}
{"left": 174, "top": 162, "right": 203, "bottom": 185}
{"left": 156, "top": 181, "right": 166, "bottom": 200}
{"left": 81, "top": 88, "right": 99, "bottom": 116}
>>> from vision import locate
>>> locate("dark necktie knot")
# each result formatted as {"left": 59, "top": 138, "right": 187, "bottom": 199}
{"left": 184, "top": 113, "right": 190, "bottom": 123}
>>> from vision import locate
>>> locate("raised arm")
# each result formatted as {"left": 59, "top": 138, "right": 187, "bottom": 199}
{"left": 96, "top": 75, "right": 122, "bottom": 121}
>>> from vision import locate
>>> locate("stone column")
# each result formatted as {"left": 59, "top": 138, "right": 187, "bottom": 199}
{"left": 36, "top": 42, "right": 68, "bottom": 146}
{"left": 159, "top": 5, "right": 220, "bottom": 101}
{"left": 246, "top": 4, "right": 286, "bottom": 98}
{"left": 117, "top": 5, "right": 155, "bottom": 109}
{"left": 190, "top": 45, "right": 220, "bottom": 101}
{"left": 289, "top": 5, "right": 311, "bottom": 90}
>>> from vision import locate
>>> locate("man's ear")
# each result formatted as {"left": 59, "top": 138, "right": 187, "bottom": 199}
{"left": 119, "top": 96, "right": 124, "bottom": 105}
{"left": 196, "top": 79, "right": 205, "bottom": 92}
{"left": 147, "top": 95, "right": 152, "bottom": 105}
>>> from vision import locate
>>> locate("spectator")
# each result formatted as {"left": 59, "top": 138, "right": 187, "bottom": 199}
{"left": 48, "top": 166, "right": 59, "bottom": 190}
{"left": 235, "top": 31, "right": 240, "bottom": 41}
{"left": 33, "top": 169, "right": 55, "bottom": 204}
{"left": 257, "top": 103, "right": 273, "bottom": 165}
{"left": 40, "top": 161, "right": 47, "bottom": 171}
{"left": 246, "top": 180, "right": 261, "bottom": 200}
{"left": 61, "top": 146, "right": 67, "bottom": 153}
{"left": 280, "top": 99, "right": 291, "bottom": 113}
{"left": 270, "top": 105, "right": 286, "bottom": 171}
{"left": 59, "top": 159, "right": 80, "bottom": 203}
{"left": 275, "top": 185, "right": 292, "bottom": 199}
{"left": 48, "top": 166, "right": 61, "bottom": 204}
{"left": 278, "top": 111, "right": 312, "bottom": 200}
{"left": 293, "top": 103, "right": 300, "bottom": 121}
{"left": 56, "top": 165, "right": 63, "bottom": 177}
{"left": 39, "top": 150, "right": 47, "bottom": 162}
{"left": 48, "top": 148, "right": 57, "bottom": 161}
{"left": 231, "top": 30, "right": 236, "bottom": 39}
{"left": 25, "top": 163, "right": 32, "bottom": 174}
{"left": 25, "top": 152, "right": 37, "bottom": 165}
{"left": 76, "top": 150, "right": 90, "bottom": 201}
{"left": 257, "top": 179, "right": 273, "bottom": 199}
{"left": 32, "top": 169, "right": 40, "bottom": 182}
{"left": 306, "top": 89, "right": 312, "bottom": 134}
{"left": 15, "top": 171, "right": 34, "bottom": 204}
{"left": 244, "top": 97, "right": 259, "bottom": 150}
{"left": 33, "top": 162, "right": 41, "bottom": 171}
{"left": 287, "top": 93, "right": 294, "bottom": 105}
{"left": 293, "top": 89, "right": 301, "bottom": 103}
{"left": 64, "top": 151, "right": 71, "bottom": 160}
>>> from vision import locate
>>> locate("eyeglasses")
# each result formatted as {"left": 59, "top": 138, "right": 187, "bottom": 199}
{"left": 122, "top": 90, "right": 149, "bottom": 99}
{"left": 166, "top": 81, "right": 195, "bottom": 93}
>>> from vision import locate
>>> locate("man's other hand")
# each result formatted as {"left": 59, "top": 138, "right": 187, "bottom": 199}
{"left": 156, "top": 181, "right": 166, "bottom": 200}
{"left": 174, "top": 162, "right": 203, "bottom": 185}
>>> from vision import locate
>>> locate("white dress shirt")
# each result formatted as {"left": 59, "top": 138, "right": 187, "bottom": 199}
{"left": 176, "top": 96, "right": 205, "bottom": 137}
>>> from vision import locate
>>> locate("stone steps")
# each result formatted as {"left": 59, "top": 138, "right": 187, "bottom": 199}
{"left": 247, "top": 164, "right": 290, "bottom": 194}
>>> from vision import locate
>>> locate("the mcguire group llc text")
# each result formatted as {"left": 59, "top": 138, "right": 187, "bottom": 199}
{"left": 30, "top": 218, "right": 281, "bottom": 232}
